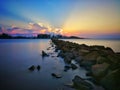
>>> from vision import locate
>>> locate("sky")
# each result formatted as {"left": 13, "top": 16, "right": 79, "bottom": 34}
{"left": 0, "top": 0, "right": 120, "bottom": 38}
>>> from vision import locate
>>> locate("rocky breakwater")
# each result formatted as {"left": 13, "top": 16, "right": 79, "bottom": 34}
{"left": 52, "top": 39, "right": 120, "bottom": 90}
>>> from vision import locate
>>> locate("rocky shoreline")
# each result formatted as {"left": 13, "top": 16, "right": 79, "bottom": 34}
{"left": 52, "top": 39, "right": 120, "bottom": 90}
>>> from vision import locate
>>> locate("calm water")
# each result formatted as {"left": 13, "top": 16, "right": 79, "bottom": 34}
{"left": 0, "top": 39, "right": 119, "bottom": 90}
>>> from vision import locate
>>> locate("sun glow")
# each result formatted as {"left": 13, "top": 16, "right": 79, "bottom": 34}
{"left": 62, "top": 2, "right": 120, "bottom": 36}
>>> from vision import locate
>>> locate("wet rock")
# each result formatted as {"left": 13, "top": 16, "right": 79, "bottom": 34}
{"left": 47, "top": 47, "right": 51, "bottom": 50}
{"left": 72, "top": 75, "right": 93, "bottom": 90}
{"left": 71, "top": 63, "right": 78, "bottom": 70}
{"left": 64, "top": 65, "right": 71, "bottom": 72}
{"left": 28, "top": 65, "right": 35, "bottom": 71}
{"left": 51, "top": 73, "right": 62, "bottom": 78}
{"left": 64, "top": 83, "right": 73, "bottom": 88}
{"left": 86, "top": 78, "right": 98, "bottom": 84}
{"left": 42, "top": 50, "right": 49, "bottom": 57}
{"left": 37, "top": 65, "right": 41, "bottom": 71}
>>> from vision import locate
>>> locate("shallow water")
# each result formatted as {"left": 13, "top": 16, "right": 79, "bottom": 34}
{"left": 0, "top": 39, "right": 88, "bottom": 90}
{"left": 0, "top": 39, "right": 118, "bottom": 90}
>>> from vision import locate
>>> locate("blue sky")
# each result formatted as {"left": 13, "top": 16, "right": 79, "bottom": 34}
{"left": 0, "top": 0, "right": 120, "bottom": 38}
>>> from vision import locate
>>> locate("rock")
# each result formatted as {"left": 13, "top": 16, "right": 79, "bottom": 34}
{"left": 64, "top": 83, "right": 73, "bottom": 88}
{"left": 64, "top": 65, "right": 71, "bottom": 72}
{"left": 72, "top": 75, "right": 93, "bottom": 90}
{"left": 96, "top": 56, "right": 108, "bottom": 64}
{"left": 80, "top": 60, "right": 96, "bottom": 70}
{"left": 86, "top": 71, "right": 93, "bottom": 76}
{"left": 105, "top": 47, "right": 114, "bottom": 54}
{"left": 51, "top": 39, "right": 120, "bottom": 90}
{"left": 79, "top": 49, "right": 90, "bottom": 53}
{"left": 37, "top": 65, "right": 41, "bottom": 71}
{"left": 91, "top": 63, "right": 109, "bottom": 78}
{"left": 100, "top": 69, "right": 120, "bottom": 90}
{"left": 51, "top": 73, "right": 62, "bottom": 78}
{"left": 75, "top": 56, "right": 83, "bottom": 63}
{"left": 64, "top": 56, "right": 72, "bottom": 64}
{"left": 47, "top": 47, "right": 51, "bottom": 50}
{"left": 28, "top": 65, "right": 35, "bottom": 71}
{"left": 71, "top": 63, "right": 78, "bottom": 70}
{"left": 42, "top": 50, "right": 49, "bottom": 57}
{"left": 90, "top": 45, "right": 105, "bottom": 51}
{"left": 83, "top": 51, "right": 100, "bottom": 61}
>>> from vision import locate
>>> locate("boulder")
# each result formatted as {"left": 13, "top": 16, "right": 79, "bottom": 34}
{"left": 28, "top": 65, "right": 35, "bottom": 71}
{"left": 42, "top": 50, "right": 49, "bottom": 57}
{"left": 75, "top": 56, "right": 83, "bottom": 63}
{"left": 37, "top": 65, "right": 41, "bottom": 71}
{"left": 71, "top": 63, "right": 78, "bottom": 70}
{"left": 100, "top": 69, "right": 120, "bottom": 90}
{"left": 96, "top": 56, "right": 108, "bottom": 64}
{"left": 64, "top": 65, "right": 71, "bottom": 72}
{"left": 83, "top": 51, "right": 100, "bottom": 61}
{"left": 91, "top": 63, "right": 109, "bottom": 78}
{"left": 80, "top": 60, "right": 96, "bottom": 70}
{"left": 72, "top": 75, "right": 93, "bottom": 90}
{"left": 64, "top": 56, "right": 72, "bottom": 64}
{"left": 79, "top": 49, "right": 90, "bottom": 53}
{"left": 51, "top": 73, "right": 62, "bottom": 78}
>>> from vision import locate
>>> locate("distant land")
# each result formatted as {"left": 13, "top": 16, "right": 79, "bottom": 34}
{"left": 0, "top": 33, "right": 85, "bottom": 39}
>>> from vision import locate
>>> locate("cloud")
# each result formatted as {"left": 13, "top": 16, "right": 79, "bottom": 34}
{"left": 54, "top": 28, "right": 63, "bottom": 35}
{"left": 28, "top": 23, "right": 48, "bottom": 30}
{"left": 0, "top": 22, "right": 63, "bottom": 36}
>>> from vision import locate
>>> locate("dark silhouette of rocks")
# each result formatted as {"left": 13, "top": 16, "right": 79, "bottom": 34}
{"left": 42, "top": 50, "right": 49, "bottom": 57}
{"left": 28, "top": 65, "right": 41, "bottom": 71}
{"left": 37, "top": 65, "right": 41, "bottom": 71}
{"left": 64, "top": 65, "right": 71, "bottom": 72}
{"left": 28, "top": 65, "right": 35, "bottom": 71}
{"left": 71, "top": 63, "right": 78, "bottom": 70}
{"left": 51, "top": 73, "right": 62, "bottom": 78}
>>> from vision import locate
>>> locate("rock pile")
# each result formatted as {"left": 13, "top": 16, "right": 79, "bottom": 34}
{"left": 52, "top": 39, "right": 120, "bottom": 90}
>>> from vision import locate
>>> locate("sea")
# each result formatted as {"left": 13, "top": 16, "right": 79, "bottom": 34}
{"left": 0, "top": 39, "right": 119, "bottom": 90}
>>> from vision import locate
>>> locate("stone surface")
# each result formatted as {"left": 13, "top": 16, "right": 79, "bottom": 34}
{"left": 28, "top": 65, "right": 35, "bottom": 71}
{"left": 51, "top": 73, "right": 62, "bottom": 78}
{"left": 100, "top": 69, "right": 120, "bottom": 90}
{"left": 72, "top": 75, "right": 93, "bottom": 90}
